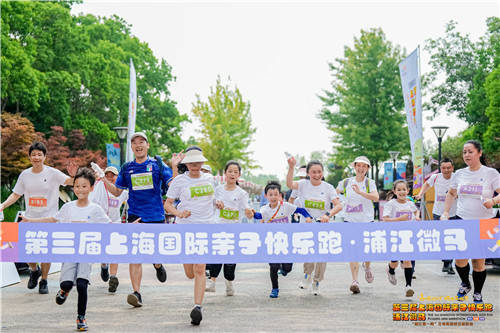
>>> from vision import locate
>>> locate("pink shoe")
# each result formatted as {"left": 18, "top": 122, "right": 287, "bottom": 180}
{"left": 362, "top": 263, "right": 374, "bottom": 283}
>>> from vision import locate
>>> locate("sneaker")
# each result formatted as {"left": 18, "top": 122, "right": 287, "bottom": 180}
{"left": 362, "top": 263, "right": 374, "bottom": 283}
{"left": 76, "top": 315, "right": 88, "bottom": 331}
{"left": 108, "top": 276, "right": 119, "bottom": 293}
{"left": 447, "top": 266, "right": 456, "bottom": 275}
{"left": 101, "top": 265, "right": 109, "bottom": 282}
{"left": 127, "top": 291, "right": 143, "bottom": 307}
{"left": 154, "top": 264, "right": 167, "bottom": 283}
{"left": 473, "top": 292, "right": 483, "bottom": 304}
{"left": 27, "top": 266, "right": 41, "bottom": 289}
{"left": 386, "top": 267, "right": 397, "bottom": 285}
{"left": 405, "top": 286, "right": 415, "bottom": 298}
{"left": 349, "top": 280, "right": 360, "bottom": 294}
{"left": 225, "top": 280, "right": 234, "bottom": 296}
{"left": 205, "top": 279, "right": 216, "bottom": 292}
{"left": 278, "top": 269, "right": 288, "bottom": 277}
{"left": 457, "top": 283, "right": 471, "bottom": 300}
{"left": 312, "top": 281, "right": 320, "bottom": 296}
{"left": 299, "top": 273, "right": 312, "bottom": 289}
{"left": 442, "top": 262, "right": 449, "bottom": 272}
{"left": 190, "top": 306, "right": 202, "bottom": 325}
{"left": 269, "top": 288, "right": 279, "bottom": 298}
{"left": 38, "top": 279, "right": 48, "bottom": 294}
{"left": 56, "top": 289, "right": 69, "bottom": 305}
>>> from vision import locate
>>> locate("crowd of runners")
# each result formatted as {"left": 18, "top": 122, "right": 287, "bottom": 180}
{"left": 1, "top": 133, "right": 499, "bottom": 330}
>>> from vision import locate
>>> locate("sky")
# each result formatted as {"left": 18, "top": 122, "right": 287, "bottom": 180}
{"left": 72, "top": 0, "right": 499, "bottom": 177}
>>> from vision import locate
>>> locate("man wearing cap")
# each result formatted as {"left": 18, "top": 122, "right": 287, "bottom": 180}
{"left": 336, "top": 156, "right": 379, "bottom": 294}
{"left": 101, "top": 132, "right": 183, "bottom": 307}
{"left": 89, "top": 166, "right": 129, "bottom": 293}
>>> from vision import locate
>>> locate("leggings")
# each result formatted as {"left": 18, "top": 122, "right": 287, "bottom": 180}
{"left": 269, "top": 263, "right": 293, "bottom": 289}
{"left": 60, "top": 278, "right": 89, "bottom": 316}
{"left": 207, "top": 264, "right": 236, "bottom": 281}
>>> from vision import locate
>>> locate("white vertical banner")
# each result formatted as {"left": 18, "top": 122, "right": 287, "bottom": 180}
{"left": 126, "top": 58, "right": 137, "bottom": 162}
{"left": 399, "top": 47, "right": 424, "bottom": 194}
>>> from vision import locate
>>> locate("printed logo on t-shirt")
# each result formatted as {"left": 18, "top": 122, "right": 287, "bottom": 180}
{"left": 190, "top": 184, "right": 214, "bottom": 198}
{"left": 270, "top": 216, "right": 289, "bottom": 223}
{"left": 395, "top": 211, "right": 412, "bottom": 219}
{"left": 459, "top": 184, "right": 483, "bottom": 196}
{"left": 131, "top": 172, "right": 154, "bottom": 190}
{"left": 108, "top": 198, "right": 119, "bottom": 208}
{"left": 346, "top": 204, "right": 363, "bottom": 213}
{"left": 28, "top": 197, "right": 47, "bottom": 208}
{"left": 219, "top": 209, "right": 239, "bottom": 220}
{"left": 304, "top": 199, "right": 325, "bottom": 210}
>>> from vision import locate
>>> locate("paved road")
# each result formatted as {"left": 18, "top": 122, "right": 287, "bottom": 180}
{"left": 1, "top": 261, "right": 499, "bottom": 332}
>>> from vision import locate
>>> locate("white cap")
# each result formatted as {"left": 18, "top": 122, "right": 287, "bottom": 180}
{"left": 201, "top": 164, "right": 212, "bottom": 173}
{"left": 130, "top": 132, "right": 148, "bottom": 142}
{"left": 104, "top": 166, "right": 119, "bottom": 175}
{"left": 351, "top": 156, "right": 371, "bottom": 168}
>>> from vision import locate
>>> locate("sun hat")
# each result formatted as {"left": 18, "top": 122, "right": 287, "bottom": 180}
{"left": 130, "top": 132, "right": 148, "bottom": 142}
{"left": 181, "top": 147, "right": 208, "bottom": 164}
{"left": 104, "top": 166, "right": 119, "bottom": 175}
{"left": 201, "top": 164, "right": 212, "bottom": 173}
{"left": 351, "top": 156, "right": 371, "bottom": 168}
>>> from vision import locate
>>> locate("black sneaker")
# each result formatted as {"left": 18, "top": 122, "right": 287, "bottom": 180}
{"left": 127, "top": 291, "right": 143, "bottom": 307}
{"left": 76, "top": 315, "right": 88, "bottom": 331}
{"left": 27, "top": 266, "right": 41, "bottom": 289}
{"left": 56, "top": 289, "right": 69, "bottom": 305}
{"left": 190, "top": 306, "right": 202, "bottom": 325}
{"left": 101, "top": 265, "right": 109, "bottom": 282}
{"left": 447, "top": 266, "right": 456, "bottom": 275}
{"left": 108, "top": 276, "right": 119, "bottom": 293}
{"left": 38, "top": 279, "right": 48, "bottom": 294}
{"left": 442, "top": 262, "right": 448, "bottom": 272}
{"left": 154, "top": 264, "right": 167, "bottom": 283}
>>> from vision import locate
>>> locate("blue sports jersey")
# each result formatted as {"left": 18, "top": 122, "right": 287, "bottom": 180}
{"left": 116, "top": 156, "right": 172, "bottom": 222}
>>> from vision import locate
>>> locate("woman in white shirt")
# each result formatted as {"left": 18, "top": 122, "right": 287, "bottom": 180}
{"left": 441, "top": 140, "right": 500, "bottom": 304}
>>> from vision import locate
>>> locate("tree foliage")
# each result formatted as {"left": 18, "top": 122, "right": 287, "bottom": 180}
{"left": 1, "top": 1, "right": 187, "bottom": 155}
{"left": 191, "top": 76, "right": 256, "bottom": 174}
{"left": 318, "top": 28, "right": 410, "bottom": 181}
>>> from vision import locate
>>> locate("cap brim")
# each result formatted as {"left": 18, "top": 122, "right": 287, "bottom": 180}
{"left": 181, "top": 156, "right": 208, "bottom": 164}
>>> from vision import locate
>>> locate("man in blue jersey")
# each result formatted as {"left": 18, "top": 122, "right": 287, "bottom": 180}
{"left": 102, "top": 132, "right": 183, "bottom": 307}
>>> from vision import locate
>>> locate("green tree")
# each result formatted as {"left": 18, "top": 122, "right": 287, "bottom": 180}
{"left": 191, "top": 76, "right": 256, "bottom": 174}
{"left": 484, "top": 64, "right": 500, "bottom": 153}
{"left": 318, "top": 28, "right": 410, "bottom": 182}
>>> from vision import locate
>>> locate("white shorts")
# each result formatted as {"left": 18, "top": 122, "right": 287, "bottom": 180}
{"left": 60, "top": 262, "right": 92, "bottom": 283}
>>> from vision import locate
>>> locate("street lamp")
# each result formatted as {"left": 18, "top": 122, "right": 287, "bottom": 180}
{"left": 431, "top": 126, "right": 449, "bottom": 166}
{"left": 113, "top": 126, "right": 128, "bottom": 166}
{"left": 389, "top": 151, "right": 400, "bottom": 183}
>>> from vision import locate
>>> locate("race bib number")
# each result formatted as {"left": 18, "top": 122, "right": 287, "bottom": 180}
{"left": 270, "top": 216, "right": 289, "bottom": 223}
{"left": 108, "top": 198, "right": 119, "bottom": 208}
{"left": 304, "top": 199, "right": 325, "bottom": 210}
{"left": 459, "top": 184, "right": 483, "bottom": 197}
{"left": 28, "top": 197, "right": 47, "bottom": 208}
{"left": 346, "top": 204, "right": 363, "bottom": 213}
{"left": 131, "top": 173, "right": 154, "bottom": 190}
{"left": 219, "top": 209, "right": 239, "bottom": 220}
{"left": 395, "top": 211, "right": 412, "bottom": 219}
{"left": 190, "top": 184, "right": 214, "bottom": 198}
{"left": 436, "top": 195, "right": 446, "bottom": 202}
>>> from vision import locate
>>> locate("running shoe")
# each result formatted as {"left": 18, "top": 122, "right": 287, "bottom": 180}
{"left": 27, "top": 266, "right": 41, "bottom": 289}
{"left": 225, "top": 280, "right": 234, "bottom": 296}
{"left": 76, "top": 315, "right": 88, "bottom": 331}
{"left": 405, "top": 286, "right": 414, "bottom": 298}
{"left": 190, "top": 305, "right": 202, "bottom": 325}
{"left": 299, "top": 273, "right": 312, "bottom": 289}
{"left": 441, "top": 262, "right": 449, "bottom": 272}
{"left": 457, "top": 283, "right": 471, "bottom": 301}
{"left": 101, "top": 264, "right": 109, "bottom": 282}
{"left": 205, "top": 279, "right": 216, "bottom": 292}
{"left": 312, "top": 281, "right": 320, "bottom": 296}
{"left": 447, "top": 266, "right": 455, "bottom": 275}
{"left": 473, "top": 293, "right": 483, "bottom": 304}
{"left": 154, "top": 264, "right": 167, "bottom": 283}
{"left": 269, "top": 288, "right": 279, "bottom": 298}
{"left": 362, "top": 263, "right": 374, "bottom": 283}
{"left": 38, "top": 279, "right": 48, "bottom": 294}
{"left": 278, "top": 268, "right": 288, "bottom": 277}
{"left": 386, "top": 267, "right": 397, "bottom": 285}
{"left": 350, "top": 280, "right": 360, "bottom": 294}
{"left": 127, "top": 291, "right": 143, "bottom": 307}
{"left": 56, "top": 289, "right": 69, "bottom": 305}
{"left": 108, "top": 276, "right": 119, "bottom": 293}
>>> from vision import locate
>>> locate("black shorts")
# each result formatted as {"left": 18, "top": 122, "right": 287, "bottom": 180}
{"left": 127, "top": 214, "right": 165, "bottom": 224}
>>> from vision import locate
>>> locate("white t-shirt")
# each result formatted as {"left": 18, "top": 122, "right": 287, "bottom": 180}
{"left": 166, "top": 172, "right": 216, "bottom": 224}
{"left": 13, "top": 166, "right": 69, "bottom": 218}
{"left": 336, "top": 177, "right": 377, "bottom": 222}
{"left": 450, "top": 166, "right": 500, "bottom": 220}
{"left": 296, "top": 179, "right": 338, "bottom": 219}
{"left": 383, "top": 199, "right": 418, "bottom": 220}
{"left": 89, "top": 181, "right": 128, "bottom": 223}
{"left": 55, "top": 201, "right": 111, "bottom": 224}
{"left": 260, "top": 202, "right": 297, "bottom": 223}
{"left": 426, "top": 173, "right": 457, "bottom": 217}
{"left": 215, "top": 185, "right": 249, "bottom": 223}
